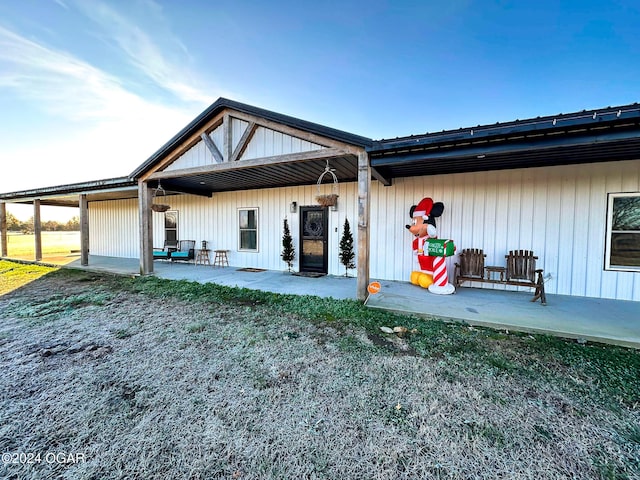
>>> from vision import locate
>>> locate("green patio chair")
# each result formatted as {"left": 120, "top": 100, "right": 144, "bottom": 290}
{"left": 153, "top": 240, "right": 177, "bottom": 260}
{"left": 170, "top": 240, "right": 196, "bottom": 262}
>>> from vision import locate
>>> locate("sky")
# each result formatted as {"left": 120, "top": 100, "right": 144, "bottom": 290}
{"left": 1, "top": 0, "right": 639, "bottom": 220}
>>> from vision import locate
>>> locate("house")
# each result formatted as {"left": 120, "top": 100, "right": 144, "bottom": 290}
{"left": 1, "top": 98, "right": 639, "bottom": 302}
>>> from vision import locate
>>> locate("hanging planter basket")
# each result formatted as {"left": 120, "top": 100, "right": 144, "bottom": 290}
{"left": 315, "top": 160, "right": 339, "bottom": 207}
{"left": 151, "top": 182, "right": 171, "bottom": 212}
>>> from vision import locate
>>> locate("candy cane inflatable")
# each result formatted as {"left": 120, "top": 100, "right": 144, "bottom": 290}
{"left": 428, "top": 242, "right": 456, "bottom": 295}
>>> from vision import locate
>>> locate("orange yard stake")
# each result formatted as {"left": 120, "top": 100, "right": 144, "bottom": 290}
{"left": 367, "top": 281, "right": 381, "bottom": 295}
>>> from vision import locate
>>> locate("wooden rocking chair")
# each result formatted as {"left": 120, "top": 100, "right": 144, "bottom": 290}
{"left": 505, "top": 250, "right": 546, "bottom": 304}
{"left": 454, "top": 248, "right": 486, "bottom": 285}
{"left": 455, "top": 248, "right": 547, "bottom": 305}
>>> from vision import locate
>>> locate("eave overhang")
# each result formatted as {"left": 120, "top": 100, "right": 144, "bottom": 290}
{"left": 368, "top": 104, "right": 640, "bottom": 179}
{"left": 0, "top": 177, "right": 138, "bottom": 207}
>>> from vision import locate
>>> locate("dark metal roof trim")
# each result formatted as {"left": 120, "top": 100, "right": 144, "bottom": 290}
{"left": 0, "top": 177, "right": 136, "bottom": 202}
{"left": 370, "top": 103, "right": 640, "bottom": 153}
{"left": 130, "top": 98, "right": 373, "bottom": 179}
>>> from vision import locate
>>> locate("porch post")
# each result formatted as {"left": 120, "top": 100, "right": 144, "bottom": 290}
{"left": 79, "top": 194, "right": 89, "bottom": 266}
{"left": 356, "top": 150, "right": 371, "bottom": 301}
{"left": 0, "top": 202, "right": 7, "bottom": 257}
{"left": 138, "top": 180, "right": 154, "bottom": 275}
{"left": 34, "top": 199, "right": 42, "bottom": 261}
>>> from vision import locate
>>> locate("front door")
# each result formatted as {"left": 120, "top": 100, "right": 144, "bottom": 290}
{"left": 299, "top": 206, "right": 328, "bottom": 273}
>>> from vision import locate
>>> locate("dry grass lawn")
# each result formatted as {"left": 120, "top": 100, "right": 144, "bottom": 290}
{"left": 3, "top": 232, "right": 80, "bottom": 264}
{"left": 0, "top": 264, "right": 638, "bottom": 479}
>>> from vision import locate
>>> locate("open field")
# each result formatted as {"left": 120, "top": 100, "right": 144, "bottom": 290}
{"left": 0, "top": 261, "right": 57, "bottom": 296}
{"left": 0, "top": 262, "right": 638, "bottom": 479}
{"left": 3, "top": 231, "right": 80, "bottom": 259}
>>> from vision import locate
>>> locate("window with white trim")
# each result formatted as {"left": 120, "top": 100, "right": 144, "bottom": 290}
{"left": 165, "top": 210, "right": 178, "bottom": 248}
{"left": 605, "top": 193, "right": 640, "bottom": 271}
{"left": 238, "top": 208, "right": 258, "bottom": 251}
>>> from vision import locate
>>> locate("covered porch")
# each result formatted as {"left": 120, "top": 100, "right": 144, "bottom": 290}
{"left": 49, "top": 254, "right": 640, "bottom": 349}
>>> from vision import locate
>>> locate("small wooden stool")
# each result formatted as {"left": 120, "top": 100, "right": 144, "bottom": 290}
{"left": 213, "top": 250, "right": 229, "bottom": 268}
{"left": 195, "top": 248, "right": 211, "bottom": 266}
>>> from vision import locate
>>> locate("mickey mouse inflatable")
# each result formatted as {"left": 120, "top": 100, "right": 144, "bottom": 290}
{"left": 406, "top": 197, "right": 456, "bottom": 295}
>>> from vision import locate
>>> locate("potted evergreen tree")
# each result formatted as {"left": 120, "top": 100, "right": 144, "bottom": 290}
{"left": 339, "top": 218, "right": 355, "bottom": 277}
{"left": 281, "top": 218, "right": 295, "bottom": 272}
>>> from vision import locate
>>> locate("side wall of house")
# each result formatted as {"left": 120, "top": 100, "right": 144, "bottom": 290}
{"left": 88, "top": 198, "right": 139, "bottom": 258}
{"left": 88, "top": 182, "right": 359, "bottom": 275}
{"left": 369, "top": 159, "right": 640, "bottom": 301}
{"left": 87, "top": 159, "right": 640, "bottom": 301}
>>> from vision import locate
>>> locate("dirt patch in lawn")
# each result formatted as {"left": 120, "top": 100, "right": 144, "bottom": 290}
{"left": 0, "top": 268, "right": 638, "bottom": 479}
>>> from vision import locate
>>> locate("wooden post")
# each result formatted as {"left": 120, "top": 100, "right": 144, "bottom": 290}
{"left": 356, "top": 150, "right": 370, "bottom": 301}
{"left": 223, "top": 112, "right": 232, "bottom": 162}
{"left": 34, "top": 199, "right": 42, "bottom": 261}
{"left": 79, "top": 194, "right": 89, "bottom": 266}
{"left": 0, "top": 202, "right": 7, "bottom": 257}
{"left": 138, "top": 180, "right": 154, "bottom": 275}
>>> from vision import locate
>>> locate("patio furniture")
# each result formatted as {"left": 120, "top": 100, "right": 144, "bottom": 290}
{"left": 455, "top": 248, "right": 546, "bottom": 305}
{"left": 454, "top": 248, "right": 486, "bottom": 282}
{"left": 170, "top": 240, "right": 196, "bottom": 263}
{"left": 505, "top": 250, "right": 546, "bottom": 304}
{"left": 195, "top": 248, "right": 211, "bottom": 266}
{"left": 153, "top": 240, "right": 177, "bottom": 260}
{"left": 213, "top": 249, "right": 229, "bottom": 268}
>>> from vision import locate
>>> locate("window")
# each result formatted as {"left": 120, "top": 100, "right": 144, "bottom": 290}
{"left": 238, "top": 208, "right": 258, "bottom": 251}
{"left": 605, "top": 193, "right": 640, "bottom": 271}
{"left": 165, "top": 210, "right": 178, "bottom": 248}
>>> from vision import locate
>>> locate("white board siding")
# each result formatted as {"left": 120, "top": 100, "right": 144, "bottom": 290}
{"left": 240, "top": 126, "right": 325, "bottom": 161}
{"left": 164, "top": 119, "right": 325, "bottom": 171}
{"left": 231, "top": 118, "right": 249, "bottom": 152}
{"left": 123, "top": 183, "right": 357, "bottom": 275}
{"left": 165, "top": 139, "right": 212, "bottom": 171}
{"left": 88, "top": 198, "right": 139, "bottom": 258}
{"left": 369, "top": 159, "right": 640, "bottom": 301}
{"left": 88, "top": 159, "right": 639, "bottom": 301}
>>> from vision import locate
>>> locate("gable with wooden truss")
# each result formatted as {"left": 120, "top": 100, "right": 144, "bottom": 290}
{"left": 134, "top": 98, "right": 378, "bottom": 195}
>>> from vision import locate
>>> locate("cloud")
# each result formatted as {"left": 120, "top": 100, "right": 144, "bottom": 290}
{"left": 0, "top": 1, "right": 239, "bottom": 195}
{"left": 0, "top": 24, "right": 200, "bottom": 192}
{"left": 0, "top": 25, "right": 151, "bottom": 121}
{"left": 72, "top": 0, "right": 216, "bottom": 104}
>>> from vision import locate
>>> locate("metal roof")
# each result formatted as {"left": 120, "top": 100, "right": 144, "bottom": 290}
{"left": 369, "top": 103, "right": 640, "bottom": 179}
{"left": 2, "top": 101, "right": 639, "bottom": 205}
{"left": 0, "top": 177, "right": 137, "bottom": 206}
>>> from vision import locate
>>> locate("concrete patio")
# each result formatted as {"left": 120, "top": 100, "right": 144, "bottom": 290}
{"left": 11, "top": 254, "right": 640, "bottom": 349}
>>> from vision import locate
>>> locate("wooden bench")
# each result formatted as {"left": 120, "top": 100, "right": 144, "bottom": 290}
{"left": 455, "top": 249, "right": 546, "bottom": 305}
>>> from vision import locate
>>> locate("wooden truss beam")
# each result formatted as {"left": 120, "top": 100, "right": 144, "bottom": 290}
{"left": 148, "top": 147, "right": 347, "bottom": 181}
{"left": 230, "top": 110, "right": 361, "bottom": 152}
{"left": 371, "top": 167, "right": 392, "bottom": 186}
{"left": 200, "top": 133, "right": 223, "bottom": 163}
{"left": 231, "top": 122, "right": 257, "bottom": 162}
